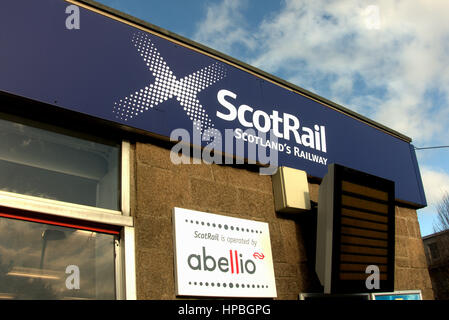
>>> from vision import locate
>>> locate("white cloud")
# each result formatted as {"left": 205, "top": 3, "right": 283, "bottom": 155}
{"left": 418, "top": 166, "right": 449, "bottom": 234}
{"left": 193, "top": 0, "right": 449, "bottom": 146}
{"left": 420, "top": 166, "right": 449, "bottom": 204}
{"left": 193, "top": 0, "right": 256, "bottom": 54}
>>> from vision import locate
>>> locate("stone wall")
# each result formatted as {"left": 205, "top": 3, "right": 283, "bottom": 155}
{"left": 131, "top": 140, "right": 433, "bottom": 300}
{"left": 423, "top": 230, "right": 449, "bottom": 299}
{"left": 395, "top": 207, "right": 434, "bottom": 299}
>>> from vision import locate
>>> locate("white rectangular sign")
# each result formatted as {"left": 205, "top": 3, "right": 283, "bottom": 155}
{"left": 173, "top": 207, "right": 277, "bottom": 298}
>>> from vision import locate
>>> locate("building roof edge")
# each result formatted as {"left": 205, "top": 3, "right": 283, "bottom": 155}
{"left": 73, "top": 0, "right": 412, "bottom": 143}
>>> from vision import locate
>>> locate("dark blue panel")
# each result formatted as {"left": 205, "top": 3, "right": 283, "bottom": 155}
{"left": 0, "top": 0, "right": 426, "bottom": 207}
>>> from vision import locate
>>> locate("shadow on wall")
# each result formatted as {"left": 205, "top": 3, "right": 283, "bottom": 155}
{"left": 275, "top": 203, "right": 324, "bottom": 294}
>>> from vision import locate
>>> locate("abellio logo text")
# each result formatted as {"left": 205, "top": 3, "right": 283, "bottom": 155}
{"left": 188, "top": 247, "right": 256, "bottom": 275}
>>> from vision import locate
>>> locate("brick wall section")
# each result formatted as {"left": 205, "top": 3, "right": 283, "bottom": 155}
{"left": 132, "top": 141, "right": 433, "bottom": 300}
{"left": 423, "top": 231, "right": 449, "bottom": 299}
{"left": 395, "top": 207, "right": 434, "bottom": 299}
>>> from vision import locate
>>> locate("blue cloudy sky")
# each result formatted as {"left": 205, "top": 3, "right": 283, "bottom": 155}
{"left": 95, "top": 0, "right": 449, "bottom": 236}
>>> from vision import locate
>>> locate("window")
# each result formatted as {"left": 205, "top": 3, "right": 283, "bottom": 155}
{"left": 0, "top": 216, "right": 117, "bottom": 300}
{"left": 0, "top": 115, "right": 120, "bottom": 210}
{"left": 0, "top": 112, "right": 135, "bottom": 300}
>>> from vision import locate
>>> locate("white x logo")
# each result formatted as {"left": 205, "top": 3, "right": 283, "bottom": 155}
{"left": 113, "top": 32, "right": 227, "bottom": 133}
